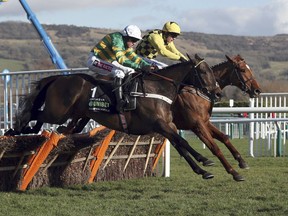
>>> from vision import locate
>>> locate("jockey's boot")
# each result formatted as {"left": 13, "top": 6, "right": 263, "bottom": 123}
{"left": 114, "top": 78, "right": 125, "bottom": 112}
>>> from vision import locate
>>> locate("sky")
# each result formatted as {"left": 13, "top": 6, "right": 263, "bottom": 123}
{"left": 0, "top": 0, "right": 288, "bottom": 36}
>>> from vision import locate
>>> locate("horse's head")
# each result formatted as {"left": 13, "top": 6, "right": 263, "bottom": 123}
{"left": 187, "top": 54, "right": 222, "bottom": 101}
{"left": 226, "top": 54, "right": 262, "bottom": 98}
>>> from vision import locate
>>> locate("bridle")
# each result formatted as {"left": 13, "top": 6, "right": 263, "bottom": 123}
{"left": 191, "top": 59, "right": 220, "bottom": 100}
{"left": 148, "top": 60, "right": 216, "bottom": 96}
{"left": 231, "top": 61, "right": 256, "bottom": 93}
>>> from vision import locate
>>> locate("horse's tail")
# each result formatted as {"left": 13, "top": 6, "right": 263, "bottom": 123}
{"left": 33, "top": 75, "right": 62, "bottom": 107}
{"left": 16, "top": 75, "right": 62, "bottom": 122}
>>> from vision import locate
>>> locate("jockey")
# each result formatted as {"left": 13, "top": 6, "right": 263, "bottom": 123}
{"left": 87, "top": 25, "right": 153, "bottom": 112}
{"left": 136, "top": 21, "right": 188, "bottom": 68}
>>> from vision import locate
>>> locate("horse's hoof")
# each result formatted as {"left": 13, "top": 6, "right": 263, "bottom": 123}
{"left": 57, "top": 126, "right": 67, "bottom": 134}
{"left": 4, "top": 129, "right": 16, "bottom": 136}
{"left": 22, "top": 126, "right": 33, "bottom": 134}
{"left": 233, "top": 174, "right": 245, "bottom": 181}
{"left": 202, "top": 172, "right": 214, "bottom": 179}
{"left": 202, "top": 159, "right": 215, "bottom": 166}
{"left": 239, "top": 162, "right": 250, "bottom": 169}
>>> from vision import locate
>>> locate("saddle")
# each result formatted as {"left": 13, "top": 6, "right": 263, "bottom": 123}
{"left": 88, "top": 75, "right": 139, "bottom": 113}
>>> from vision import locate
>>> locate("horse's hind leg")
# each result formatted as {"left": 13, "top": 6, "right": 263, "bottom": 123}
{"left": 154, "top": 119, "right": 213, "bottom": 179}
{"left": 183, "top": 135, "right": 215, "bottom": 166}
{"left": 57, "top": 118, "right": 80, "bottom": 134}
{"left": 209, "top": 122, "right": 249, "bottom": 169}
{"left": 72, "top": 117, "right": 90, "bottom": 133}
{"left": 56, "top": 117, "right": 90, "bottom": 134}
{"left": 172, "top": 142, "right": 214, "bottom": 179}
{"left": 21, "top": 121, "right": 44, "bottom": 134}
{"left": 11, "top": 109, "right": 40, "bottom": 135}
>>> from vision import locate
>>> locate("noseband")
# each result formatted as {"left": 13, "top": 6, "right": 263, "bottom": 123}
{"left": 231, "top": 61, "right": 256, "bottom": 93}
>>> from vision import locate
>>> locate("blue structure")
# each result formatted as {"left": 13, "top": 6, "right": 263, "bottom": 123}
{"left": 19, "top": 0, "right": 68, "bottom": 69}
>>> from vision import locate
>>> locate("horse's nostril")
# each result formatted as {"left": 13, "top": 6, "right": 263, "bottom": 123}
{"left": 255, "top": 89, "right": 261, "bottom": 95}
{"left": 216, "top": 92, "right": 222, "bottom": 99}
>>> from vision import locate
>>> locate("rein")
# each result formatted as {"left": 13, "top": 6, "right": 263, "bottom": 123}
{"left": 148, "top": 59, "right": 206, "bottom": 88}
{"left": 149, "top": 71, "right": 176, "bottom": 83}
{"left": 194, "top": 59, "right": 205, "bottom": 68}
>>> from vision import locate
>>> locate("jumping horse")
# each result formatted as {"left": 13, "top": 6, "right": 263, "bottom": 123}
{"left": 172, "top": 54, "right": 262, "bottom": 181}
{"left": 59, "top": 54, "right": 261, "bottom": 181}
{"left": 5, "top": 55, "right": 222, "bottom": 180}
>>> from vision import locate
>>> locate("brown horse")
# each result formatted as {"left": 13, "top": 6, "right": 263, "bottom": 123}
{"left": 172, "top": 54, "right": 262, "bottom": 181}
{"left": 5, "top": 55, "right": 222, "bottom": 180}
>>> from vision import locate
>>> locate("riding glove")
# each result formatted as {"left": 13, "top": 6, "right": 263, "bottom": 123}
{"left": 141, "top": 65, "right": 152, "bottom": 74}
{"left": 179, "top": 57, "right": 188, "bottom": 63}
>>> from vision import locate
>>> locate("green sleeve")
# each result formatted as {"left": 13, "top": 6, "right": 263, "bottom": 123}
{"left": 111, "top": 33, "right": 150, "bottom": 69}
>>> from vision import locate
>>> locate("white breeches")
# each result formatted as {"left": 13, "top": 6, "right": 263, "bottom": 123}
{"left": 87, "top": 53, "right": 135, "bottom": 79}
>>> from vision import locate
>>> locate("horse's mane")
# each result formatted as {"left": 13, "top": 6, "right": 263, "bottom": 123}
{"left": 211, "top": 55, "right": 244, "bottom": 70}
{"left": 211, "top": 60, "right": 229, "bottom": 70}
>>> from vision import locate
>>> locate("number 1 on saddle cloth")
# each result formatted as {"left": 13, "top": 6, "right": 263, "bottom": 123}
{"left": 88, "top": 80, "right": 138, "bottom": 113}
{"left": 88, "top": 86, "right": 111, "bottom": 112}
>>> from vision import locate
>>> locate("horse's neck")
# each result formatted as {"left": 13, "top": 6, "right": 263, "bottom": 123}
{"left": 213, "top": 62, "right": 234, "bottom": 90}
{"left": 157, "top": 63, "right": 190, "bottom": 82}
{"left": 144, "top": 63, "right": 190, "bottom": 93}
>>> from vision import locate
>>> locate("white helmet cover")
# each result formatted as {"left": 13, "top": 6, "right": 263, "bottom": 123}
{"left": 122, "top": 25, "right": 142, "bottom": 40}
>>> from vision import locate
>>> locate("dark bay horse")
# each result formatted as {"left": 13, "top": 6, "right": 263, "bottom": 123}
{"left": 5, "top": 55, "right": 222, "bottom": 180}
{"left": 172, "top": 54, "right": 262, "bottom": 181}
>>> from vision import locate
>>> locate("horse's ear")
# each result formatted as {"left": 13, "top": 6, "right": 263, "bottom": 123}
{"left": 225, "top": 55, "right": 233, "bottom": 62}
{"left": 187, "top": 53, "right": 192, "bottom": 61}
{"left": 195, "top": 53, "right": 203, "bottom": 61}
{"left": 237, "top": 54, "right": 244, "bottom": 61}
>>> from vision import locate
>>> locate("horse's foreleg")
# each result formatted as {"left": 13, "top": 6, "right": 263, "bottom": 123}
{"left": 154, "top": 119, "right": 213, "bottom": 179}
{"left": 194, "top": 121, "right": 244, "bottom": 181}
{"left": 208, "top": 122, "right": 249, "bottom": 169}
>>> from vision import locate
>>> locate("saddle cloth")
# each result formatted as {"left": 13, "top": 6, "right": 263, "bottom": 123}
{"left": 88, "top": 81, "right": 138, "bottom": 113}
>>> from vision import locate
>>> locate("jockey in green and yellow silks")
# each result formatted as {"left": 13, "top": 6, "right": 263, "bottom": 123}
{"left": 90, "top": 32, "right": 150, "bottom": 72}
{"left": 136, "top": 21, "right": 188, "bottom": 68}
{"left": 87, "top": 25, "right": 153, "bottom": 112}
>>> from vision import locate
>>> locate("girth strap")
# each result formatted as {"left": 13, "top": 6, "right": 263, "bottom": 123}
{"left": 118, "top": 112, "right": 129, "bottom": 133}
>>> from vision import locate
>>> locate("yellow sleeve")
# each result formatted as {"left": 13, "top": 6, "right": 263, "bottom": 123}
{"left": 166, "top": 42, "right": 188, "bottom": 60}
{"left": 148, "top": 33, "right": 187, "bottom": 61}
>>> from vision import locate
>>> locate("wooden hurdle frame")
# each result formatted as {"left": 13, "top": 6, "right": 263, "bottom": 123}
{"left": 0, "top": 127, "right": 166, "bottom": 191}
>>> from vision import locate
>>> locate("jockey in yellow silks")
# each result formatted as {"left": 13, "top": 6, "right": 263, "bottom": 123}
{"left": 136, "top": 21, "right": 188, "bottom": 68}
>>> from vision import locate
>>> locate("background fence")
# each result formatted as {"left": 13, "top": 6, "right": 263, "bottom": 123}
{"left": 1, "top": 69, "right": 288, "bottom": 158}
{"left": 0, "top": 68, "right": 91, "bottom": 133}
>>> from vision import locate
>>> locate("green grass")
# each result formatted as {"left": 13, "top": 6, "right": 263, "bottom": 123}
{"left": 0, "top": 138, "right": 287, "bottom": 216}
{"left": 0, "top": 58, "right": 25, "bottom": 72}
